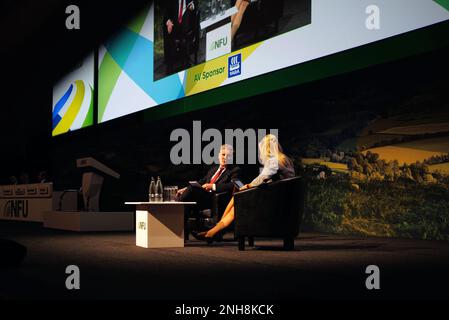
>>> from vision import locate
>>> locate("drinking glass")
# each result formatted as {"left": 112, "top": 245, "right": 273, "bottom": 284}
{"left": 163, "top": 187, "right": 170, "bottom": 202}
{"left": 163, "top": 186, "right": 178, "bottom": 202}
{"left": 171, "top": 186, "right": 178, "bottom": 202}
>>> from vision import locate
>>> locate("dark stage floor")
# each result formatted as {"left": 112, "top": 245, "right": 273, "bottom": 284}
{"left": 1, "top": 220, "right": 449, "bottom": 300}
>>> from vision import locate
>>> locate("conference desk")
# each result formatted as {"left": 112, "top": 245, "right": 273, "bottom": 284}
{"left": 0, "top": 183, "right": 54, "bottom": 222}
{"left": 125, "top": 202, "right": 196, "bottom": 249}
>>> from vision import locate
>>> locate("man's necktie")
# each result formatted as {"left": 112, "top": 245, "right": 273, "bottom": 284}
{"left": 178, "top": 0, "right": 184, "bottom": 24}
{"left": 210, "top": 167, "right": 225, "bottom": 184}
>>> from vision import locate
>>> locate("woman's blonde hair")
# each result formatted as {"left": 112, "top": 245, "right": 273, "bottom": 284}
{"left": 258, "top": 134, "right": 292, "bottom": 167}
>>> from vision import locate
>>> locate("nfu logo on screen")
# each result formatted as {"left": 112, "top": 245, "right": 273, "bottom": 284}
{"left": 228, "top": 54, "right": 242, "bottom": 78}
{"left": 210, "top": 37, "right": 229, "bottom": 51}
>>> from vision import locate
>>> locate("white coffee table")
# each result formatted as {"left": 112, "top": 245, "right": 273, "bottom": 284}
{"left": 125, "top": 202, "right": 196, "bottom": 248}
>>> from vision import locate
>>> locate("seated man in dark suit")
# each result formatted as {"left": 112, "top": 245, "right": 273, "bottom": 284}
{"left": 163, "top": 0, "right": 198, "bottom": 74}
{"left": 176, "top": 144, "right": 240, "bottom": 234}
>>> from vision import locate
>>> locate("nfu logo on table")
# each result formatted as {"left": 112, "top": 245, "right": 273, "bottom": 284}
{"left": 138, "top": 221, "right": 146, "bottom": 230}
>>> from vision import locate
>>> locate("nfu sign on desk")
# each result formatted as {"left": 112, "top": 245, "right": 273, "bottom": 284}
{"left": 3, "top": 199, "right": 29, "bottom": 219}
{"left": 0, "top": 183, "right": 53, "bottom": 222}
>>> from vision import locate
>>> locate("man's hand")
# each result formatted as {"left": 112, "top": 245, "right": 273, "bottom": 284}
{"left": 166, "top": 19, "right": 174, "bottom": 34}
{"left": 202, "top": 183, "right": 213, "bottom": 191}
{"left": 177, "top": 187, "right": 187, "bottom": 196}
{"left": 239, "top": 184, "right": 251, "bottom": 191}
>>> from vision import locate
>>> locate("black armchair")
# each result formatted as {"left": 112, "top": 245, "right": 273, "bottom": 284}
{"left": 233, "top": 176, "right": 305, "bottom": 251}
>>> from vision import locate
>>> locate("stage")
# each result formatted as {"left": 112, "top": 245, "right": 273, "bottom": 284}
{"left": 1, "top": 220, "right": 448, "bottom": 300}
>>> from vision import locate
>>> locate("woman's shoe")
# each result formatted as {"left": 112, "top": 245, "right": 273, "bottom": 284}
{"left": 204, "top": 233, "right": 222, "bottom": 244}
{"left": 191, "top": 231, "right": 220, "bottom": 244}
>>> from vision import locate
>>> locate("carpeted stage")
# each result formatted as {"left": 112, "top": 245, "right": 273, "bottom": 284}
{"left": 1, "top": 220, "right": 448, "bottom": 300}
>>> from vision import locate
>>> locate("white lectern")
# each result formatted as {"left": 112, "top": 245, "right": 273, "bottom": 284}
{"left": 77, "top": 157, "right": 120, "bottom": 212}
{"left": 43, "top": 158, "right": 133, "bottom": 232}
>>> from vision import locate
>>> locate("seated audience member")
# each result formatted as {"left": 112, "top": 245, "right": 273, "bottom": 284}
{"left": 37, "top": 171, "right": 49, "bottom": 183}
{"left": 8, "top": 175, "right": 18, "bottom": 185}
{"left": 176, "top": 144, "right": 241, "bottom": 221}
{"left": 18, "top": 171, "right": 30, "bottom": 184}
{"left": 195, "top": 134, "right": 295, "bottom": 242}
{"left": 163, "top": 0, "right": 198, "bottom": 73}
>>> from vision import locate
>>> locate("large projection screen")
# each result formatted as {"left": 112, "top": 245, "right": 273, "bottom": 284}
{"left": 96, "top": 0, "right": 449, "bottom": 123}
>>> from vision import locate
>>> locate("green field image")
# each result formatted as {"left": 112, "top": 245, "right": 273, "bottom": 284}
{"left": 302, "top": 158, "right": 349, "bottom": 173}
{"left": 338, "top": 110, "right": 449, "bottom": 150}
{"left": 366, "top": 136, "right": 449, "bottom": 165}
{"left": 301, "top": 107, "right": 449, "bottom": 241}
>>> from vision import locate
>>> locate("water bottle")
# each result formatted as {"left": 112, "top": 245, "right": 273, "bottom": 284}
{"left": 149, "top": 177, "right": 156, "bottom": 202}
{"left": 156, "top": 176, "right": 163, "bottom": 202}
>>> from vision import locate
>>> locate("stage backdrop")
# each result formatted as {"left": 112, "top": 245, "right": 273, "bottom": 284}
{"left": 50, "top": 44, "right": 449, "bottom": 241}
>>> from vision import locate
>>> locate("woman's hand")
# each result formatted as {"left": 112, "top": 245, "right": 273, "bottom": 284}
{"left": 239, "top": 184, "right": 251, "bottom": 191}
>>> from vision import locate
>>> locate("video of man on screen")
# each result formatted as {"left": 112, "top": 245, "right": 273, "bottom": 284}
{"left": 153, "top": 0, "right": 312, "bottom": 81}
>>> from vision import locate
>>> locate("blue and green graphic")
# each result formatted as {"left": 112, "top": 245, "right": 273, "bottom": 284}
{"left": 434, "top": 0, "right": 449, "bottom": 12}
{"left": 52, "top": 80, "right": 93, "bottom": 136}
{"left": 98, "top": 7, "right": 184, "bottom": 123}
{"left": 52, "top": 53, "right": 95, "bottom": 136}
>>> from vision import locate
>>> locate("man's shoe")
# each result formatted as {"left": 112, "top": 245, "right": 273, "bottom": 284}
{"left": 191, "top": 231, "right": 207, "bottom": 241}
{"left": 199, "top": 209, "right": 212, "bottom": 218}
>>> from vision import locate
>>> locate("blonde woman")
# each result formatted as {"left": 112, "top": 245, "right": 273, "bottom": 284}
{"left": 195, "top": 134, "right": 295, "bottom": 242}
{"left": 231, "top": 0, "right": 251, "bottom": 41}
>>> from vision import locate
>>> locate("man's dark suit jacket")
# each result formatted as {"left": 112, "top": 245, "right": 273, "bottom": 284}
{"left": 177, "top": 164, "right": 241, "bottom": 213}
{"left": 198, "top": 165, "right": 241, "bottom": 194}
{"left": 164, "top": 0, "right": 197, "bottom": 34}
